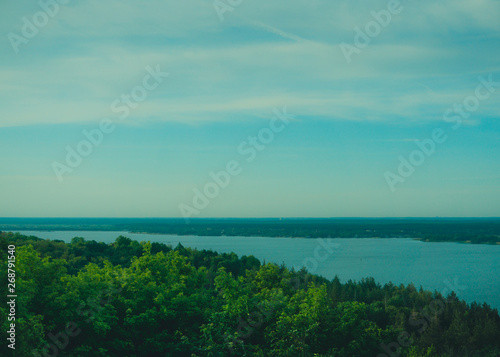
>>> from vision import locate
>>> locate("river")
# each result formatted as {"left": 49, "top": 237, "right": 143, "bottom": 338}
{"left": 16, "top": 230, "right": 500, "bottom": 310}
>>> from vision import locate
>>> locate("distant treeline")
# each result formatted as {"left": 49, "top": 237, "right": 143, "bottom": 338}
{"left": 1, "top": 218, "right": 500, "bottom": 244}
{"left": 1, "top": 231, "right": 499, "bottom": 356}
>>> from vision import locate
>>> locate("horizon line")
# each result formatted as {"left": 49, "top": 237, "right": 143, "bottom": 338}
{"left": 1, "top": 217, "right": 500, "bottom": 220}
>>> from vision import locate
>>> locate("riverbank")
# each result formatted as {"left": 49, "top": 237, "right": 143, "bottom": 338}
{"left": 1, "top": 217, "right": 499, "bottom": 245}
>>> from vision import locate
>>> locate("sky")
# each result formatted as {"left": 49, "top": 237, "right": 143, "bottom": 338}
{"left": 0, "top": 0, "right": 499, "bottom": 218}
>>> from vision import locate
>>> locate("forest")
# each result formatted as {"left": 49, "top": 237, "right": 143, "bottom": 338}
{"left": 1, "top": 231, "right": 499, "bottom": 356}
{"left": 1, "top": 217, "right": 499, "bottom": 244}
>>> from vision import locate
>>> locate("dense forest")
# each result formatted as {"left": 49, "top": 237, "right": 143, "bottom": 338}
{"left": 1, "top": 231, "right": 499, "bottom": 356}
{"left": 1, "top": 217, "right": 500, "bottom": 244}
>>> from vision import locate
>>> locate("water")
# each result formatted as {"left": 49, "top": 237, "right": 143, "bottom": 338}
{"left": 16, "top": 230, "right": 500, "bottom": 310}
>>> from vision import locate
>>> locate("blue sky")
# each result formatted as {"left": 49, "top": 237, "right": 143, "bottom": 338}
{"left": 0, "top": 0, "right": 499, "bottom": 217}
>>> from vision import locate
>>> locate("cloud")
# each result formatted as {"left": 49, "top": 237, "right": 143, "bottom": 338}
{"left": 249, "top": 21, "right": 307, "bottom": 42}
{"left": 0, "top": 0, "right": 499, "bottom": 129}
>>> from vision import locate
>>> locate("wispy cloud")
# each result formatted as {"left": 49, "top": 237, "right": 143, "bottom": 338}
{"left": 250, "top": 21, "right": 307, "bottom": 42}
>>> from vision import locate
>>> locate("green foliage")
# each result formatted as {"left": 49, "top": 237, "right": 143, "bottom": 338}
{"left": 1, "top": 231, "right": 499, "bottom": 356}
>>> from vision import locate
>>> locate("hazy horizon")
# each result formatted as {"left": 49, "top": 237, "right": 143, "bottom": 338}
{"left": 0, "top": 216, "right": 500, "bottom": 221}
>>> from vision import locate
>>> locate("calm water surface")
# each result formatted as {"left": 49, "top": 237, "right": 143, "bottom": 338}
{"left": 17, "top": 230, "right": 500, "bottom": 309}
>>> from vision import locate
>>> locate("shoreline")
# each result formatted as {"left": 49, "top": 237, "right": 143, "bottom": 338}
{"left": 5, "top": 229, "right": 500, "bottom": 246}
